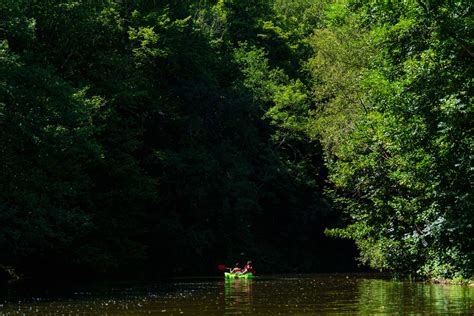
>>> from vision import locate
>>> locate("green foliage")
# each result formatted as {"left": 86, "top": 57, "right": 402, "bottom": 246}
{"left": 0, "top": 0, "right": 347, "bottom": 279}
{"left": 306, "top": 10, "right": 375, "bottom": 155}
{"left": 4, "top": 0, "right": 469, "bottom": 282}
{"left": 0, "top": 40, "right": 100, "bottom": 270}
{"left": 311, "top": 0, "right": 473, "bottom": 279}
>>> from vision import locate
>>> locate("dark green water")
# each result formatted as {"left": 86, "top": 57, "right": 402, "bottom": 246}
{"left": 1, "top": 274, "right": 473, "bottom": 315}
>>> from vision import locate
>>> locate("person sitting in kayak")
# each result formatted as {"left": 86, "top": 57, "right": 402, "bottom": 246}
{"left": 241, "top": 261, "right": 255, "bottom": 275}
{"left": 230, "top": 263, "right": 242, "bottom": 273}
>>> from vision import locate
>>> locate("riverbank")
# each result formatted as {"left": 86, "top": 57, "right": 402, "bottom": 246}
{"left": 431, "top": 278, "right": 474, "bottom": 287}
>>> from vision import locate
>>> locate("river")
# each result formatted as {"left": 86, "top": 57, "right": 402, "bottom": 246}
{"left": 0, "top": 274, "right": 473, "bottom": 314}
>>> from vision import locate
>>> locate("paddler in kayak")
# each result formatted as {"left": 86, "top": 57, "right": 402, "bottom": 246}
{"left": 241, "top": 261, "right": 255, "bottom": 275}
{"left": 230, "top": 263, "right": 242, "bottom": 273}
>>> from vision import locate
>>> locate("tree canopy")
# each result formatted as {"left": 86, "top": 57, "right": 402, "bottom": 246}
{"left": 0, "top": 0, "right": 472, "bottom": 281}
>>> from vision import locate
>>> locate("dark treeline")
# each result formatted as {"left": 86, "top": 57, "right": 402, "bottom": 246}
{"left": 0, "top": 0, "right": 472, "bottom": 282}
{"left": 0, "top": 0, "right": 355, "bottom": 280}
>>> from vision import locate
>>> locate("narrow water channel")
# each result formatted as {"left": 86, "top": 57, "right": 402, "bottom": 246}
{"left": 1, "top": 274, "right": 473, "bottom": 314}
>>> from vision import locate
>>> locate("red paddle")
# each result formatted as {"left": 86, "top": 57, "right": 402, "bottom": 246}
{"left": 217, "top": 265, "right": 230, "bottom": 271}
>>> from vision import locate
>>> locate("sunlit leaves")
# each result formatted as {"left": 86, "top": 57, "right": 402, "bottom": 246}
{"left": 313, "top": 0, "right": 473, "bottom": 279}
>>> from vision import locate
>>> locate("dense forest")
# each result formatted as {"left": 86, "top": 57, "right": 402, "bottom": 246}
{"left": 0, "top": 0, "right": 472, "bottom": 282}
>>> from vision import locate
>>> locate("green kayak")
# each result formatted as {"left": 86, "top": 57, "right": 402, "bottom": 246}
{"left": 224, "top": 272, "right": 254, "bottom": 279}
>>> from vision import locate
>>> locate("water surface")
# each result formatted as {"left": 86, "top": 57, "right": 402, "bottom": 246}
{"left": 1, "top": 274, "right": 473, "bottom": 314}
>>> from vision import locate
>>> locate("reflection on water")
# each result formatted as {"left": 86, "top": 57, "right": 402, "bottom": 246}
{"left": 356, "top": 279, "right": 474, "bottom": 314}
{"left": 0, "top": 274, "right": 473, "bottom": 315}
{"left": 224, "top": 278, "right": 253, "bottom": 314}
